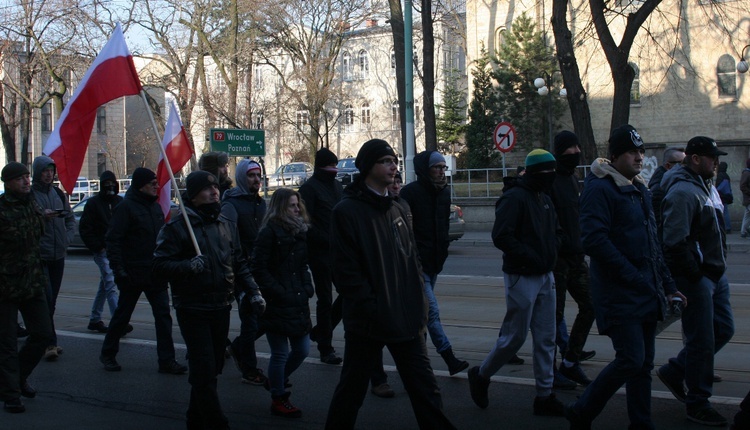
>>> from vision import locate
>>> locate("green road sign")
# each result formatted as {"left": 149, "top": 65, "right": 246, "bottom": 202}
{"left": 209, "top": 128, "right": 265, "bottom": 156}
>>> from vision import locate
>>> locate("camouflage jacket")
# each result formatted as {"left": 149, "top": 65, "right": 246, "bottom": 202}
{"left": 0, "top": 191, "right": 47, "bottom": 302}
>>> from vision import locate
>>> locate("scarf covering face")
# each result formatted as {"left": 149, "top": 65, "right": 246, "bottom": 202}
{"left": 276, "top": 214, "right": 309, "bottom": 236}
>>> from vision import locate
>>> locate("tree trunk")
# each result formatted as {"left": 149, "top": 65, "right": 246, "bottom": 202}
{"left": 0, "top": 84, "right": 17, "bottom": 162}
{"left": 421, "top": 0, "right": 437, "bottom": 152}
{"left": 388, "top": 0, "right": 407, "bottom": 157}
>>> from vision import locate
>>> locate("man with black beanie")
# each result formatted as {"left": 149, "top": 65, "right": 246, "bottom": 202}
{"left": 549, "top": 131, "right": 596, "bottom": 388}
{"left": 199, "top": 151, "right": 232, "bottom": 197}
{"left": 299, "top": 148, "right": 344, "bottom": 365}
{"left": 325, "top": 139, "right": 456, "bottom": 430}
{"left": 100, "top": 167, "right": 186, "bottom": 374}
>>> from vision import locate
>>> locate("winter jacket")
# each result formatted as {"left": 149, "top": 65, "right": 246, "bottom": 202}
{"left": 580, "top": 158, "right": 675, "bottom": 334}
{"left": 740, "top": 168, "right": 750, "bottom": 207}
{"left": 298, "top": 170, "right": 343, "bottom": 257}
{"left": 399, "top": 151, "right": 450, "bottom": 275}
{"left": 79, "top": 173, "right": 123, "bottom": 253}
{"left": 0, "top": 190, "right": 46, "bottom": 302}
{"left": 331, "top": 179, "right": 427, "bottom": 343}
{"left": 32, "top": 156, "right": 74, "bottom": 261}
{"left": 716, "top": 163, "right": 733, "bottom": 205}
{"left": 222, "top": 160, "right": 267, "bottom": 258}
{"left": 549, "top": 171, "right": 583, "bottom": 256}
{"left": 105, "top": 187, "right": 165, "bottom": 288}
{"left": 251, "top": 221, "right": 313, "bottom": 337}
{"left": 492, "top": 176, "right": 560, "bottom": 275}
{"left": 660, "top": 164, "right": 727, "bottom": 283}
{"left": 648, "top": 165, "right": 668, "bottom": 237}
{"left": 153, "top": 205, "right": 260, "bottom": 311}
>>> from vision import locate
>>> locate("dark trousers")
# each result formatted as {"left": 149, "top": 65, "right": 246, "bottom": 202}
{"left": 230, "top": 304, "right": 263, "bottom": 372}
{"left": 177, "top": 307, "right": 230, "bottom": 430}
{"left": 309, "top": 258, "right": 342, "bottom": 355}
{"left": 733, "top": 389, "right": 750, "bottom": 429}
{"left": 0, "top": 294, "right": 53, "bottom": 400}
{"left": 43, "top": 258, "right": 65, "bottom": 346}
{"left": 371, "top": 348, "right": 388, "bottom": 387}
{"left": 554, "top": 255, "right": 595, "bottom": 363}
{"left": 101, "top": 284, "right": 176, "bottom": 364}
{"left": 325, "top": 333, "right": 456, "bottom": 430}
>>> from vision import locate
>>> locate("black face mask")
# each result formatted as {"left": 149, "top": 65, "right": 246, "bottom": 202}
{"left": 196, "top": 201, "right": 221, "bottom": 223}
{"left": 557, "top": 153, "right": 580, "bottom": 174}
{"left": 525, "top": 172, "right": 557, "bottom": 193}
{"left": 103, "top": 185, "right": 117, "bottom": 196}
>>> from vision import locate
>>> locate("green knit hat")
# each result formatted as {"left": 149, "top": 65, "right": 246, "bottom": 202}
{"left": 525, "top": 149, "right": 556, "bottom": 174}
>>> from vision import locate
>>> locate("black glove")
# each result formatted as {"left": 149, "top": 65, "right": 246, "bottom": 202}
{"left": 189, "top": 255, "right": 208, "bottom": 274}
{"left": 114, "top": 269, "right": 129, "bottom": 289}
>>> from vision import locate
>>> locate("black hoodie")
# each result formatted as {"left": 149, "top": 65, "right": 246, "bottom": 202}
{"left": 79, "top": 171, "right": 123, "bottom": 253}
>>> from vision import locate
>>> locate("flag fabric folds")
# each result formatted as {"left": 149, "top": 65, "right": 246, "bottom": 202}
{"left": 43, "top": 23, "right": 142, "bottom": 194}
{"left": 157, "top": 102, "right": 194, "bottom": 220}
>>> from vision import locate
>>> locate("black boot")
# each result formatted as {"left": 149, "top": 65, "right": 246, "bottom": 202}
{"left": 440, "top": 347, "right": 469, "bottom": 375}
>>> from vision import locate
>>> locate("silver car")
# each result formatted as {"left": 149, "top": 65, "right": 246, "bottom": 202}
{"left": 266, "top": 162, "right": 313, "bottom": 189}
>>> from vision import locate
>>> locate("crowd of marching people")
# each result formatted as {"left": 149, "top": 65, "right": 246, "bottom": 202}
{"left": 1, "top": 129, "right": 749, "bottom": 429}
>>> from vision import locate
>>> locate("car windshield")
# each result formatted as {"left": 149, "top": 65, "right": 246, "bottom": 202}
{"left": 337, "top": 159, "right": 356, "bottom": 169}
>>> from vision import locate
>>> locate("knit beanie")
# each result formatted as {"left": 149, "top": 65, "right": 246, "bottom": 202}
{"left": 2, "top": 162, "right": 30, "bottom": 182}
{"left": 355, "top": 139, "right": 397, "bottom": 178}
{"left": 131, "top": 167, "right": 157, "bottom": 191}
{"left": 525, "top": 149, "right": 556, "bottom": 174}
{"left": 246, "top": 160, "right": 261, "bottom": 173}
{"left": 554, "top": 131, "right": 580, "bottom": 157}
{"left": 315, "top": 148, "right": 339, "bottom": 169}
{"left": 608, "top": 124, "right": 644, "bottom": 158}
{"left": 198, "top": 151, "right": 229, "bottom": 177}
{"left": 186, "top": 170, "right": 219, "bottom": 200}
{"left": 428, "top": 151, "right": 446, "bottom": 167}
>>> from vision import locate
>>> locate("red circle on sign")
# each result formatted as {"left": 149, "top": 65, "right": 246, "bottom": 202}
{"left": 493, "top": 122, "right": 517, "bottom": 153}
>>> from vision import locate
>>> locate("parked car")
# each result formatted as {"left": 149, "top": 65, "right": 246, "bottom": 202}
{"left": 449, "top": 203, "right": 465, "bottom": 241}
{"left": 69, "top": 176, "right": 97, "bottom": 204}
{"left": 335, "top": 157, "right": 359, "bottom": 185}
{"left": 266, "top": 162, "right": 313, "bottom": 189}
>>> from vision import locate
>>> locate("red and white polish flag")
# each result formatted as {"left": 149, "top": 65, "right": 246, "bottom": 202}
{"left": 43, "top": 23, "right": 142, "bottom": 194}
{"left": 157, "top": 102, "right": 194, "bottom": 220}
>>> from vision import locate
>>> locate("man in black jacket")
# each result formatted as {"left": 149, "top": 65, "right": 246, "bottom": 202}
{"left": 154, "top": 170, "right": 265, "bottom": 430}
{"left": 647, "top": 146, "right": 685, "bottom": 234}
{"left": 299, "top": 148, "right": 343, "bottom": 365}
{"left": 199, "top": 151, "right": 232, "bottom": 197}
{"left": 99, "top": 167, "right": 186, "bottom": 374}
{"left": 79, "top": 171, "right": 123, "bottom": 333}
{"left": 325, "top": 139, "right": 455, "bottom": 430}
{"left": 400, "top": 150, "right": 468, "bottom": 375}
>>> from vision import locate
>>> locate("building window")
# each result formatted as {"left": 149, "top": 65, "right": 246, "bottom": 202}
{"left": 254, "top": 64, "right": 263, "bottom": 90}
{"left": 343, "top": 105, "right": 354, "bottom": 133}
{"left": 391, "top": 48, "right": 396, "bottom": 76}
{"left": 413, "top": 50, "right": 419, "bottom": 75}
{"left": 254, "top": 111, "right": 264, "bottom": 129}
{"left": 41, "top": 103, "right": 52, "bottom": 132}
{"left": 495, "top": 27, "right": 506, "bottom": 51}
{"left": 358, "top": 50, "right": 369, "bottom": 80}
{"left": 717, "top": 54, "right": 737, "bottom": 98}
{"left": 342, "top": 51, "right": 353, "bottom": 81}
{"left": 96, "top": 107, "right": 106, "bottom": 134}
{"left": 296, "top": 109, "right": 309, "bottom": 132}
{"left": 360, "top": 102, "right": 371, "bottom": 131}
{"left": 629, "top": 62, "right": 641, "bottom": 105}
{"left": 392, "top": 101, "right": 400, "bottom": 130}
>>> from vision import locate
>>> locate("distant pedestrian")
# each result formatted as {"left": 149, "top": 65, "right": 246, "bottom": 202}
{"left": 400, "top": 150, "right": 468, "bottom": 375}
{"left": 0, "top": 162, "right": 54, "bottom": 413}
{"left": 199, "top": 151, "right": 232, "bottom": 198}
{"left": 79, "top": 170, "right": 123, "bottom": 333}
{"left": 648, "top": 146, "right": 685, "bottom": 233}
{"left": 468, "top": 149, "right": 565, "bottom": 417}
{"left": 568, "top": 125, "right": 682, "bottom": 429}
{"left": 251, "top": 188, "right": 313, "bottom": 418}
{"left": 739, "top": 158, "right": 750, "bottom": 238}
{"left": 100, "top": 167, "right": 187, "bottom": 374}
{"left": 31, "top": 155, "right": 75, "bottom": 361}
{"left": 716, "top": 162, "right": 733, "bottom": 233}
{"left": 325, "top": 139, "right": 455, "bottom": 430}
{"left": 154, "top": 170, "right": 266, "bottom": 429}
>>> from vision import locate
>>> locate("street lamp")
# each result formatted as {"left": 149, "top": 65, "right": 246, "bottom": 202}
{"left": 737, "top": 45, "right": 750, "bottom": 73}
{"left": 534, "top": 72, "right": 567, "bottom": 152}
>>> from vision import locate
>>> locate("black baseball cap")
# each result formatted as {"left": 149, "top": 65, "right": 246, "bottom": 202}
{"left": 685, "top": 136, "right": 727, "bottom": 157}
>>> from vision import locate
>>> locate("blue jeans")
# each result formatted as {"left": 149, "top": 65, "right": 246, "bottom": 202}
{"left": 573, "top": 322, "right": 657, "bottom": 429}
{"left": 664, "top": 275, "right": 734, "bottom": 411}
{"left": 265, "top": 332, "right": 309, "bottom": 397}
{"left": 89, "top": 250, "right": 119, "bottom": 323}
{"left": 423, "top": 273, "right": 451, "bottom": 354}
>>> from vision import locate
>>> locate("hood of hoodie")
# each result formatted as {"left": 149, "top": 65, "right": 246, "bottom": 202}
{"left": 223, "top": 159, "right": 256, "bottom": 199}
{"left": 412, "top": 151, "right": 432, "bottom": 179}
{"left": 32, "top": 155, "right": 56, "bottom": 183}
{"left": 590, "top": 157, "right": 646, "bottom": 188}
{"left": 660, "top": 163, "right": 709, "bottom": 196}
{"left": 98, "top": 170, "right": 119, "bottom": 196}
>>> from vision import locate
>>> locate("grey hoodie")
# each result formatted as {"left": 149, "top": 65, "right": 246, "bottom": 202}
{"left": 31, "top": 155, "right": 75, "bottom": 260}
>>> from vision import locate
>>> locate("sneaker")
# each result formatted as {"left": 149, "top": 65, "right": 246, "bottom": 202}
{"left": 371, "top": 383, "right": 395, "bottom": 398}
{"left": 87, "top": 321, "right": 109, "bottom": 333}
{"left": 320, "top": 352, "right": 343, "bottom": 365}
{"left": 713, "top": 373, "right": 723, "bottom": 383}
{"left": 579, "top": 350, "right": 596, "bottom": 362}
{"left": 241, "top": 368, "right": 268, "bottom": 386}
{"left": 533, "top": 393, "right": 566, "bottom": 417}
{"left": 559, "top": 363, "right": 592, "bottom": 386}
{"left": 121, "top": 324, "right": 134, "bottom": 337}
{"left": 656, "top": 365, "right": 686, "bottom": 403}
{"left": 508, "top": 354, "right": 525, "bottom": 365}
{"left": 3, "top": 398, "right": 25, "bottom": 413}
{"left": 44, "top": 346, "right": 59, "bottom": 361}
{"left": 100, "top": 355, "right": 122, "bottom": 372}
{"left": 158, "top": 360, "right": 188, "bottom": 375}
{"left": 440, "top": 348, "right": 469, "bottom": 375}
{"left": 20, "top": 380, "right": 36, "bottom": 398}
{"left": 468, "top": 366, "right": 490, "bottom": 409}
{"left": 565, "top": 403, "right": 592, "bottom": 430}
{"left": 687, "top": 406, "right": 728, "bottom": 426}
{"left": 270, "top": 392, "right": 302, "bottom": 418}
{"left": 553, "top": 368, "right": 578, "bottom": 390}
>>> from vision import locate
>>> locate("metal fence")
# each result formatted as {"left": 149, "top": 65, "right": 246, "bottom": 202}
{"left": 448, "top": 165, "right": 591, "bottom": 200}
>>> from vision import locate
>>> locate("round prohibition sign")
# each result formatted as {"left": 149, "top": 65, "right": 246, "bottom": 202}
{"left": 493, "top": 122, "right": 517, "bottom": 153}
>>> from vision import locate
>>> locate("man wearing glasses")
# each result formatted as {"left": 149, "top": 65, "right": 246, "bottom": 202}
{"left": 100, "top": 167, "right": 186, "bottom": 375}
{"left": 400, "top": 150, "right": 469, "bottom": 375}
{"left": 657, "top": 136, "right": 735, "bottom": 427}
